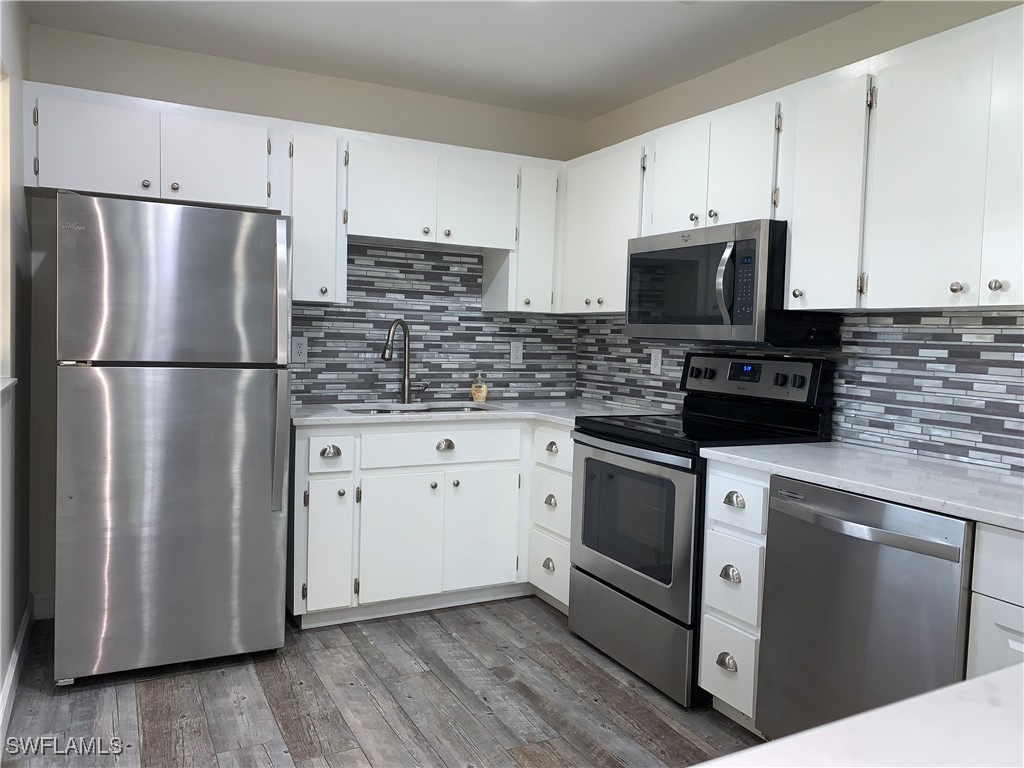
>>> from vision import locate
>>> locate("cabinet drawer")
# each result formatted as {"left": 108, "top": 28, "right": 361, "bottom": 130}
{"left": 703, "top": 530, "right": 764, "bottom": 627}
{"left": 533, "top": 428, "right": 573, "bottom": 474}
{"left": 967, "top": 593, "right": 1024, "bottom": 678}
{"left": 698, "top": 614, "right": 759, "bottom": 718}
{"left": 529, "top": 530, "right": 569, "bottom": 606}
{"left": 973, "top": 524, "right": 1024, "bottom": 607}
{"left": 531, "top": 467, "right": 572, "bottom": 539}
{"left": 308, "top": 435, "right": 355, "bottom": 474}
{"left": 362, "top": 428, "right": 519, "bottom": 469}
{"left": 706, "top": 470, "right": 769, "bottom": 534}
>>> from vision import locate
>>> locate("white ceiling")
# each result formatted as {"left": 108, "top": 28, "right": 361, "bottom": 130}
{"left": 26, "top": 1, "right": 872, "bottom": 120}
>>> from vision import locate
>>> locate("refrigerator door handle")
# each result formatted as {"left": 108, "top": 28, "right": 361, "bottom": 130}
{"left": 276, "top": 218, "right": 291, "bottom": 366}
{"left": 271, "top": 370, "right": 290, "bottom": 512}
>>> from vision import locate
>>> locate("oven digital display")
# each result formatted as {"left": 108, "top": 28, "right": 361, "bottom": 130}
{"left": 729, "top": 362, "right": 762, "bottom": 383}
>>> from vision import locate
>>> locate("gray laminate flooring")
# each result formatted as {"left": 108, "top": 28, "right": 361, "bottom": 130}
{"left": 3, "top": 597, "right": 760, "bottom": 767}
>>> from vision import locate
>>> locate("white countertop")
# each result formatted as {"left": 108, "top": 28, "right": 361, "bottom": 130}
{"left": 705, "top": 665, "right": 1024, "bottom": 767}
{"left": 0, "top": 377, "right": 16, "bottom": 395}
{"left": 291, "top": 397, "right": 660, "bottom": 428}
{"left": 701, "top": 442, "right": 1024, "bottom": 531}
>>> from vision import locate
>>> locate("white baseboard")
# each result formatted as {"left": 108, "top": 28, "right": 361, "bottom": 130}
{"left": 32, "top": 592, "right": 53, "bottom": 620}
{"left": 1, "top": 603, "right": 32, "bottom": 742}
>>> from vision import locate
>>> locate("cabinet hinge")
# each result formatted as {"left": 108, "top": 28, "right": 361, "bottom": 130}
{"left": 354, "top": 578, "right": 360, "bottom": 596}
{"left": 555, "top": 179, "right": 559, "bottom": 193}
{"left": 516, "top": 556, "right": 519, "bottom": 570}
{"left": 32, "top": 105, "right": 38, "bottom": 126}
{"left": 303, "top": 489, "right": 309, "bottom": 507}
{"left": 771, "top": 187, "right": 780, "bottom": 208}
{"left": 301, "top": 583, "right": 307, "bottom": 600}
{"left": 343, "top": 209, "right": 349, "bottom": 225}
{"left": 514, "top": 226, "right": 518, "bottom": 243}
{"left": 518, "top": 474, "right": 521, "bottom": 489}
{"left": 356, "top": 486, "right": 362, "bottom": 503}
{"left": 288, "top": 141, "right": 294, "bottom": 158}
{"left": 267, "top": 181, "right": 272, "bottom": 198}
{"left": 33, "top": 157, "right": 38, "bottom": 176}
{"left": 867, "top": 86, "right": 878, "bottom": 110}
{"left": 774, "top": 112, "right": 783, "bottom": 132}
{"left": 857, "top": 272, "right": 868, "bottom": 294}
{"left": 517, "top": 173, "right": 521, "bottom": 189}
{"left": 344, "top": 149, "right": 350, "bottom": 166}
{"left": 640, "top": 152, "right": 648, "bottom": 172}
{"left": 267, "top": 138, "right": 272, "bottom": 155}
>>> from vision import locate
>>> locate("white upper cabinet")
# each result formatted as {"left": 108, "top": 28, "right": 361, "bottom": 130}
{"left": 514, "top": 165, "right": 557, "bottom": 312}
{"left": 347, "top": 140, "right": 439, "bottom": 243}
{"left": 862, "top": 33, "right": 994, "bottom": 309}
{"left": 35, "top": 96, "right": 161, "bottom": 199}
{"left": 643, "top": 117, "right": 710, "bottom": 235}
{"left": 706, "top": 100, "right": 780, "bottom": 226}
{"left": 787, "top": 75, "right": 872, "bottom": 310}
{"left": 980, "top": 25, "right": 1023, "bottom": 307}
{"left": 560, "top": 144, "right": 644, "bottom": 313}
{"left": 436, "top": 155, "right": 519, "bottom": 250}
{"left": 160, "top": 113, "right": 269, "bottom": 208}
{"left": 291, "top": 133, "right": 346, "bottom": 304}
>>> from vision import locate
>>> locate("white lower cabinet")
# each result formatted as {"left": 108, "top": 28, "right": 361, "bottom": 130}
{"left": 967, "top": 594, "right": 1024, "bottom": 678}
{"left": 528, "top": 529, "right": 570, "bottom": 606}
{"left": 699, "top": 615, "right": 759, "bottom": 718}
{"left": 306, "top": 477, "right": 355, "bottom": 612}
{"left": 443, "top": 467, "right": 519, "bottom": 592}
{"left": 527, "top": 425, "right": 573, "bottom": 611}
{"left": 703, "top": 530, "right": 764, "bottom": 627}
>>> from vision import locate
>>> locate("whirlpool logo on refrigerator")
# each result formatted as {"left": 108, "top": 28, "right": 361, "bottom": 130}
{"left": 60, "top": 221, "right": 86, "bottom": 232}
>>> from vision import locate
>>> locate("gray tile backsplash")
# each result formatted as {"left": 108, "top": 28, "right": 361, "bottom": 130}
{"left": 292, "top": 245, "right": 1022, "bottom": 472}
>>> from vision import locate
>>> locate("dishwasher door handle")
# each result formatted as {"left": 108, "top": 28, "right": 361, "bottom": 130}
{"left": 770, "top": 497, "right": 962, "bottom": 563}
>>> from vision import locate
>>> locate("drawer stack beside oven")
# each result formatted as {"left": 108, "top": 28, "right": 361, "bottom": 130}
{"left": 527, "top": 426, "right": 574, "bottom": 610}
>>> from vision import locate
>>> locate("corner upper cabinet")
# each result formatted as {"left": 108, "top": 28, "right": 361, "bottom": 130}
{"left": 861, "top": 33, "right": 995, "bottom": 309}
{"left": 515, "top": 166, "right": 558, "bottom": 311}
{"left": 160, "top": 113, "right": 270, "bottom": 208}
{"left": 705, "top": 99, "right": 781, "bottom": 226}
{"left": 346, "top": 140, "right": 439, "bottom": 243}
{"left": 437, "top": 155, "right": 519, "bottom": 250}
{"left": 786, "top": 75, "right": 872, "bottom": 310}
{"left": 559, "top": 144, "right": 644, "bottom": 313}
{"left": 291, "top": 133, "right": 347, "bottom": 304}
{"left": 34, "top": 96, "right": 161, "bottom": 199}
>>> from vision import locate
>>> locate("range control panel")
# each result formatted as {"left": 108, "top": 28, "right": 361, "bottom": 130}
{"left": 682, "top": 353, "right": 824, "bottom": 403}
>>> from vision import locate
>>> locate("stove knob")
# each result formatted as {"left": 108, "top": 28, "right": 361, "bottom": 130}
{"left": 702, "top": 367, "right": 717, "bottom": 380}
{"left": 792, "top": 374, "right": 807, "bottom": 389}
{"left": 773, "top": 372, "right": 789, "bottom": 387}
{"left": 689, "top": 366, "right": 703, "bottom": 379}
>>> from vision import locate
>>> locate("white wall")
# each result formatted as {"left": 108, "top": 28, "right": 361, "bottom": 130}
{"left": 0, "top": 0, "right": 30, "bottom": 741}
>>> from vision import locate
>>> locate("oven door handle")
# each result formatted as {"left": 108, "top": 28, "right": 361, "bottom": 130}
{"left": 571, "top": 431, "right": 693, "bottom": 471}
{"left": 715, "top": 240, "right": 735, "bottom": 325}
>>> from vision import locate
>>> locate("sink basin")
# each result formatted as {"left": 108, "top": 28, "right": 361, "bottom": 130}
{"left": 345, "top": 403, "right": 490, "bottom": 415}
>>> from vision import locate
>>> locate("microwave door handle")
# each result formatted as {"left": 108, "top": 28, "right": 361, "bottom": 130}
{"left": 715, "top": 240, "right": 735, "bottom": 324}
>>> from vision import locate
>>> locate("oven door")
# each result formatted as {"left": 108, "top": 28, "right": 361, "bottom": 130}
{"left": 570, "top": 434, "right": 698, "bottom": 625}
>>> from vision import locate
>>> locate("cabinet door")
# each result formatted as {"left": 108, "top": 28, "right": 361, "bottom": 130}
{"left": 967, "top": 593, "right": 1024, "bottom": 678}
{"left": 561, "top": 145, "right": 643, "bottom": 312}
{"left": 359, "top": 471, "right": 444, "bottom": 603}
{"left": 643, "top": 118, "right": 710, "bottom": 235}
{"left": 442, "top": 467, "right": 519, "bottom": 592}
{"left": 787, "top": 76, "right": 872, "bottom": 310}
{"left": 706, "top": 100, "right": 779, "bottom": 226}
{"left": 306, "top": 477, "right": 355, "bottom": 612}
{"left": 36, "top": 97, "right": 160, "bottom": 199}
{"left": 862, "top": 33, "right": 994, "bottom": 309}
{"left": 347, "top": 140, "right": 438, "bottom": 243}
{"left": 515, "top": 166, "right": 557, "bottom": 312}
{"left": 161, "top": 113, "right": 269, "bottom": 208}
{"left": 437, "top": 155, "right": 518, "bottom": 250}
{"left": 291, "top": 133, "right": 343, "bottom": 303}
{"left": 980, "top": 25, "right": 1023, "bottom": 307}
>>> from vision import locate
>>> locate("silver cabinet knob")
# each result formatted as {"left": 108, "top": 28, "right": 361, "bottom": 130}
{"left": 452, "top": 479, "right": 460, "bottom": 488}
{"left": 170, "top": 182, "right": 180, "bottom": 192}
{"left": 989, "top": 279, "right": 1004, "bottom": 291}
{"left": 430, "top": 481, "right": 438, "bottom": 489}
{"left": 715, "top": 652, "right": 738, "bottom": 673}
{"left": 524, "top": 298, "right": 531, "bottom": 306}
{"left": 689, "top": 212, "right": 699, "bottom": 224}
{"left": 597, "top": 298, "right": 604, "bottom": 305}
{"left": 544, "top": 494, "right": 557, "bottom": 508}
{"left": 422, "top": 226, "right": 431, "bottom": 235}
{"left": 337, "top": 488, "right": 346, "bottom": 498}
{"left": 719, "top": 564, "right": 742, "bottom": 583}
{"left": 792, "top": 288, "right": 804, "bottom": 299}
{"left": 584, "top": 298, "right": 592, "bottom": 306}
{"left": 319, "top": 286, "right": 329, "bottom": 296}
{"left": 319, "top": 444, "right": 341, "bottom": 458}
{"left": 141, "top": 179, "right": 151, "bottom": 189}
{"left": 545, "top": 441, "right": 559, "bottom": 454}
{"left": 542, "top": 557, "right": 555, "bottom": 572}
{"left": 444, "top": 229, "right": 452, "bottom": 237}
{"left": 708, "top": 209, "right": 718, "bottom": 220}
{"left": 949, "top": 281, "right": 965, "bottom": 294}
{"left": 723, "top": 490, "right": 745, "bottom": 508}
{"left": 436, "top": 438, "right": 455, "bottom": 451}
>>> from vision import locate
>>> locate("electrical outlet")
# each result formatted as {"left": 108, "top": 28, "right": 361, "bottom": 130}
{"left": 291, "top": 337, "right": 308, "bottom": 365}
{"left": 649, "top": 348, "right": 662, "bottom": 375}
{"left": 510, "top": 340, "right": 524, "bottom": 365}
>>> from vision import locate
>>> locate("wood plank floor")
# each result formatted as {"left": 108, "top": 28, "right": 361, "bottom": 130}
{"left": 3, "top": 597, "right": 760, "bottom": 767}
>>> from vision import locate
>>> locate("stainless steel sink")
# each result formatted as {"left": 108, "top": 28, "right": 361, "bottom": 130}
{"left": 345, "top": 403, "right": 490, "bottom": 415}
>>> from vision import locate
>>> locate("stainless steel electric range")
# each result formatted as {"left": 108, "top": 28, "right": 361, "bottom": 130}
{"left": 568, "top": 352, "right": 834, "bottom": 707}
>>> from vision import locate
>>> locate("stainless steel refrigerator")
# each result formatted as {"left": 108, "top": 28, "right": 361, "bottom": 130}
{"left": 40, "top": 191, "right": 291, "bottom": 683}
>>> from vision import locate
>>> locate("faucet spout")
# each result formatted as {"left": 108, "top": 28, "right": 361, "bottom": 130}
{"left": 381, "top": 319, "right": 413, "bottom": 404}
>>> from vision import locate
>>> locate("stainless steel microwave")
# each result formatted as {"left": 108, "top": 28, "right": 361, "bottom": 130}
{"left": 625, "top": 219, "right": 840, "bottom": 348}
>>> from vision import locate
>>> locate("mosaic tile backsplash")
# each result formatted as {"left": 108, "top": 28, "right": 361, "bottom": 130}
{"left": 293, "top": 245, "right": 1023, "bottom": 472}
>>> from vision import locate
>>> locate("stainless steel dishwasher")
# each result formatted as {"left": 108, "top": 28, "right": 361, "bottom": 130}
{"left": 755, "top": 477, "right": 972, "bottom": 739}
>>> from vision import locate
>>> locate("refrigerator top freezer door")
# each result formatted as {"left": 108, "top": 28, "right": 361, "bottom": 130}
{"left": 56, "top": 192, "right": 290, "bottom": 365}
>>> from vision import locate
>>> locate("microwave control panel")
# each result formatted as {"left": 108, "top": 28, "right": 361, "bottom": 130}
{"left": 683, "top": 354, "right": 821, "bottom": 404}
{"left": 733, "top": 248, "right": 756, "bottom": 324}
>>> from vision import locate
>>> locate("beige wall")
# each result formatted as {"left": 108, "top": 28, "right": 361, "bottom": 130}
{"left": 583, "top": 1, "right": 1018, "bottom": 151}
{"left": 28, "top": 25, "right": 587, "bottom": 161}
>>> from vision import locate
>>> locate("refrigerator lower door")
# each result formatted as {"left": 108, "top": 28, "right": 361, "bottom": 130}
{"left": 55, "top": 366, "right": 286, "bottom": 681}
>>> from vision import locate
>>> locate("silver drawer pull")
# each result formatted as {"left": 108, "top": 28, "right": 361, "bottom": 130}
{"left": 436, "top": 438, "right": 455, "bottom": 451}
{"left": 719, "top": 564, "right": 741, "bottom": 583}
{"left": 716, "top": 652, "right": 738, "bottom": 673}
{"left": 542, "top": 557, "right": 556, "bottom": 572}
{"left": 319, "top": 444, "right": 341, "bottom": 459}
{"left": 545, "top": 441, "right": 559, "bottom": 454}
{"left": 723, "top": 490, "right": 745, "bottom": 509}
{"left": 544, "top": 494, "right": 557, "bottom": 508}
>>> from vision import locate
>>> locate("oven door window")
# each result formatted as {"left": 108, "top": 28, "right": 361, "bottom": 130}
{"left": 628, "top": 239, "right": 755, "bottom": 326}
{"left": 581, "top": 458, "right": 676, "bottom": 584}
